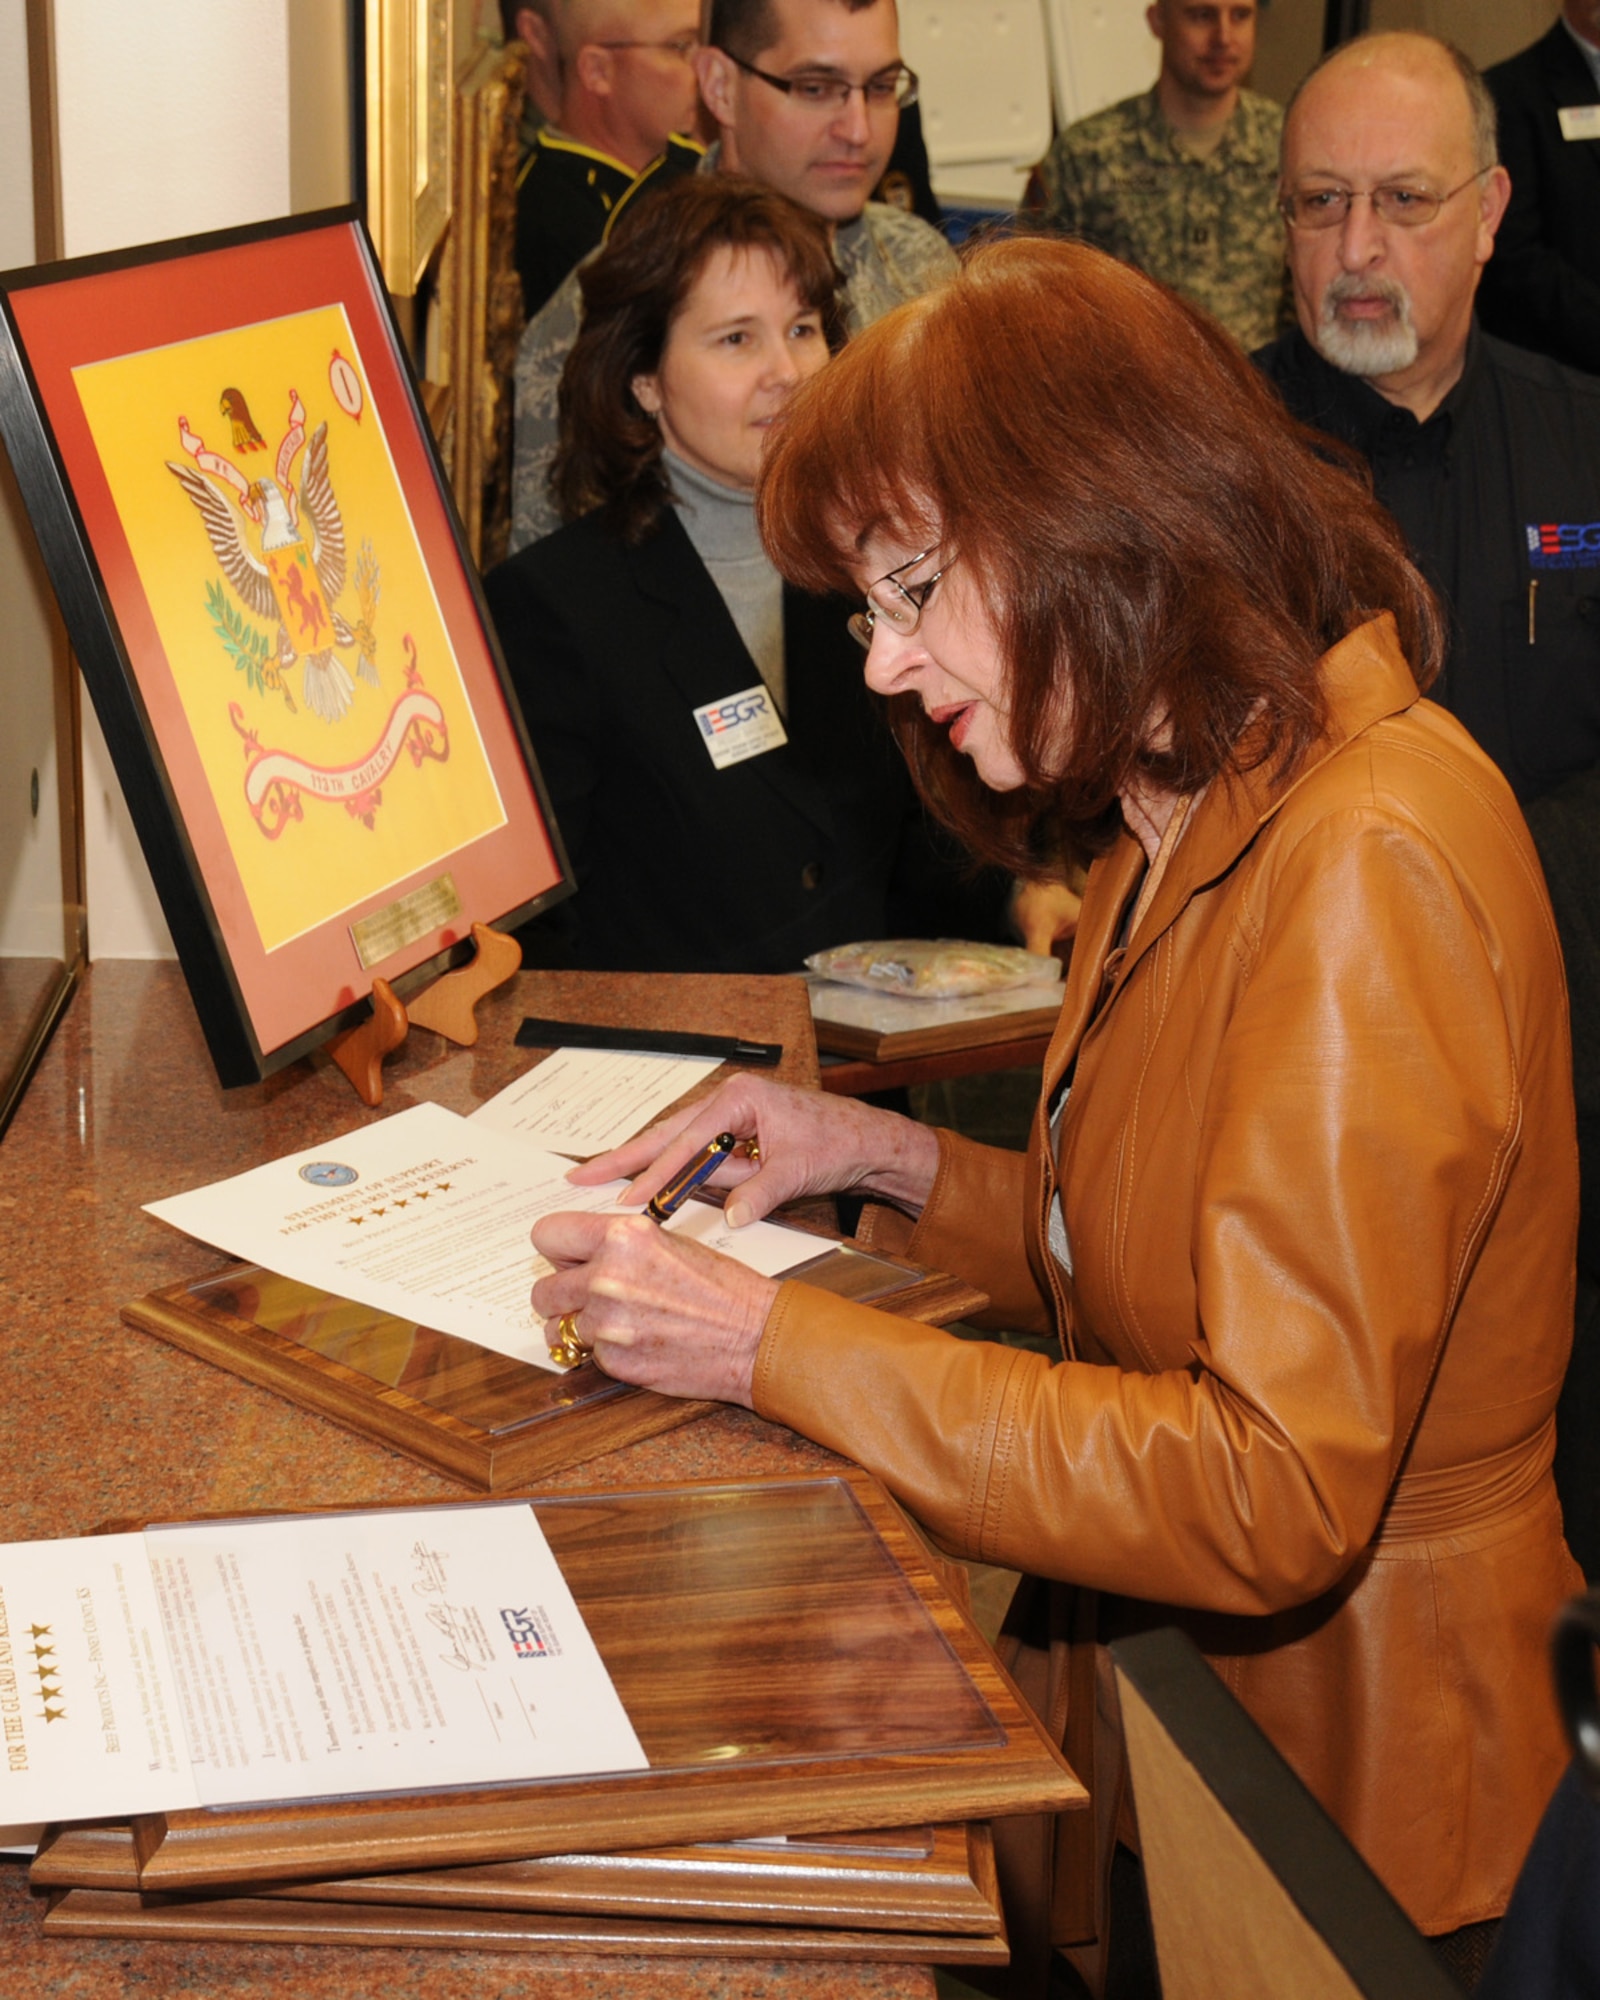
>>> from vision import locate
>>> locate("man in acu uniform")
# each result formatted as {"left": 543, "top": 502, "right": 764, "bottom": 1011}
{"left": 1031, "top": 1, "right": 1285, "bottom": 350}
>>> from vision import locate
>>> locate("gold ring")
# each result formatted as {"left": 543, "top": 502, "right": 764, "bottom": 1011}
{"left": 742, "top": 1138, "right": 761, "bottom": 1163}
{"left": 549, "top": 1311, "right": 594, "bottom": 1368}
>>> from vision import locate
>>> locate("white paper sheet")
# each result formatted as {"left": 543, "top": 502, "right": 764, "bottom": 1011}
{"left": 0, "top": 1531, "right": 194, "bottom": 1824}
{"left": 0, "top": 1504, "right": 646, "bottom": 1827}
{"left": 663, "top": 1199, "right": 836, "bottom": 1278}
{"left": 468, "top": 1047, "right": 720, "bottom": 1156}
{"left": 145, "top": 1102, "right": 834, "bottom": 1368}
{"left": 143, "top": 1503, "right": 645, "bottom": 1805}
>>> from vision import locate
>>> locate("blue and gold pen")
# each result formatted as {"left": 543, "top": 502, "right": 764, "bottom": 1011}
{"left": 647, "top": 1132, "right": 738, "bottom": 1221}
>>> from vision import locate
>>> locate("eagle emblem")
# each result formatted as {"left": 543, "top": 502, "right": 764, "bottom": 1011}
{"left": 167, "top": 388, "right": 380, "bottom": 723}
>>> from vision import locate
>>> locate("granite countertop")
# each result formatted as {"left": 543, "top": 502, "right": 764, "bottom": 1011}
{"left": 0, "top": 961, "right": 936, "bottom": 2000}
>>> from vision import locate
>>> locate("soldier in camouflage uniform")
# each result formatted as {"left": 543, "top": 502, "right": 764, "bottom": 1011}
{"left": 1032, "top": 2, "right": 1286, "bottom": 352}
{"left": 509, "top": 0, "right": 957, "bottom": 552}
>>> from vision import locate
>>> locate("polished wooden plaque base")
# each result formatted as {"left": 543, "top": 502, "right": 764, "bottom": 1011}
{"left": 122, "top": 1472, "right": 1082, "bottom": 1890}
{"left": 813, "top": 1003, "right": 1062, "bottom": 1065}
{"left": 42, "top": 1886, "right": 1008, "bottom": 1964}
{"left": 37, "top": 1821, "right": 1005, "bottom": 1962}
{"left": 123, "top": 1243, "right": 986, "bottom": 1491}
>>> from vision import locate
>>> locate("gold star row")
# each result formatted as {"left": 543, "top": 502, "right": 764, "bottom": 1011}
{"left": 346, "top": 1181, "right": 454, "bottom": 1225}
{"left": 28, "top": 1625, "right": 64, "bottom": 1720}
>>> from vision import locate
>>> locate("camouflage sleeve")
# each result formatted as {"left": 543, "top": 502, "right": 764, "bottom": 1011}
{"left": 1034, "top": 130, "right": 1091, "bottom": 236}
{"left": 880, "top": 209, "right": 958, "bottom": 295}
{"left": 509, "top": 269, "right": 583, "bottom": 553}
{"left": 845, "top": 207, "right": 957, "bottom": 330}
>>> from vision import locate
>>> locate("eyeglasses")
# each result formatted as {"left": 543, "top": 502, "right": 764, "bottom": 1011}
{"left": 728, "top": 53, "right": 919, "bottom": 112}
{"left": 848, "top": 548, "right": 949, "bottom": 648}
{"left": 1279, "top": 166, "right": 1493, "bottom": 231}
{"left": 595, "top": 36, "right": 699, "bottom": 61}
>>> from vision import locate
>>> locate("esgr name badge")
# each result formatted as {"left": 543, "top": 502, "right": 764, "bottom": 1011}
{"left": 694, "top": 684, "right": 788, "bottom": 770}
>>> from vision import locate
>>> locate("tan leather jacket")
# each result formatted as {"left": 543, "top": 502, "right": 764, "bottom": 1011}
{"left": 754, "top": 618, "right": 1581, "bottom": 1937}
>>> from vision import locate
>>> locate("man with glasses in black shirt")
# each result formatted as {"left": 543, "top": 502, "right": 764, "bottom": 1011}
{"left": 1256, "top": 31, "right": 1600, "bottom": 811}
{"left": 1257, "top": 31, "right": 1600, "bottom": 1579}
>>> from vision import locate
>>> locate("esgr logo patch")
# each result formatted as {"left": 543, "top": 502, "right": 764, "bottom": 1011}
{"left": 1527, "top": 521, "right": 1600, "bottom": 570}
{"left": 693, "top": 682, "right": 788, "bottom": 769}
{"left": 499, "top": 1605, "right": 559, "bottom": 1658}
{"left": 699, "top": 689, "right": 772, "bottom": 736}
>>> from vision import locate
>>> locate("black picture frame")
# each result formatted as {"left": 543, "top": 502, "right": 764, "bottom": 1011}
{"left": 0, "top": 207, "right": 571, "bottom": 1087}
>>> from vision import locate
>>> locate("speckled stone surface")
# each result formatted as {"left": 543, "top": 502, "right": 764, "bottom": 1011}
{"left": 0, "top": 963, "right": 933, "bottom": 1999}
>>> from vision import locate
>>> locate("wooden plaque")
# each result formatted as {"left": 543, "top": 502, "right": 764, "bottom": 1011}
{"left": 41, "top": 1886, "right": 1008, "bottom": 1965}
{"left": 127, "top": 1472, "right": 1083, "bottom": 1889}
{"left": 811, "top": 1001, "right": 1063, "bottom": 1065}
{"left": 122, "top": 1246, "right": 988, "bottom": 1492}
{"left": 37, "top": 1819, "right": 1002, "bottom": 1946}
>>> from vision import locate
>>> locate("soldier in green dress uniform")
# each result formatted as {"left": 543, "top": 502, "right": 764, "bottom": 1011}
{"left": 506, "top": 0, "right": 703, "bottom": 316}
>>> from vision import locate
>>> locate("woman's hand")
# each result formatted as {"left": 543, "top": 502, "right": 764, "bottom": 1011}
{"left": 567, "top": 1074, "right": 940, "bottom": 1226}
{"left": 533, "top": 1078, "right": 938, "bottom": 1400}
{"left": 532, "top": 1210, "right": 777, "bottom": 1404}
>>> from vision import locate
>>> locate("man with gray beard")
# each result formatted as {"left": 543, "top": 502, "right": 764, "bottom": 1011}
{"left": 1255, "top": 31, "right": 1600, "bottom": 808}
{"left": 1258, "top": 31, "right": 1600, "bottom": 1586}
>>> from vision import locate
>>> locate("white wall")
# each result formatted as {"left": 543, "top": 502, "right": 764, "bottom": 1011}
{"left": 0, "top": 0, "right": 32, "bottom": 269}
{"left": 49, "top": 0, "right": 294, "bottom": 958}
{"left": 1044, "top": 0, "right": 1159, "bottom": 126}
{"left": 53, "top": 0, "right": 290, "bottom": 259}
{"left": 902, "top": 4, "right": 1056, "bottom": 209}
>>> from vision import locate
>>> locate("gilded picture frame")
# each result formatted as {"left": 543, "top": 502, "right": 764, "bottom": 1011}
{"left": 0, "top": 209, "right": 572, "bottom": 1088}
{"left": 432, "top": 36, "right": 527, "bottom": 568}
{"left": 364, "top": 0, "right": 454, "bottom": 296}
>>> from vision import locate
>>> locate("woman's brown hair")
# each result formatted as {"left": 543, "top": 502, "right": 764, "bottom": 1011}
{"left": 758, "top": 234, "right": 1443, "bottom": 869}
{"left": 551, "top": 175, "right": 845, "bottom": 542}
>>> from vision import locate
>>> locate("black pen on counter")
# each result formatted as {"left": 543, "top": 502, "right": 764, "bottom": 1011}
{"left": 646, "top": 1132, "right": 738, "bottom": 1221}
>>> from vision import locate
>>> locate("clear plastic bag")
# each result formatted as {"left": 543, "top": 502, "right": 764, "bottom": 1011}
{"left": 804, "top": 938, "right": 1062, "bottom": 1000}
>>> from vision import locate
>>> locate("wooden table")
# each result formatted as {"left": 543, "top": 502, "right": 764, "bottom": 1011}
{"left": 0, "top": 961, "right": 938, "bottom": 2000}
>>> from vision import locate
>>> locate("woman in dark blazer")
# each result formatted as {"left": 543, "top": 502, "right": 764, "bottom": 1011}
{"left": 484, "top": 175, "right": 1005, "bottom": 973}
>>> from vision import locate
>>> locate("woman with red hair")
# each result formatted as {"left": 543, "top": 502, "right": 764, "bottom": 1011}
{"left": 529, "top": 236, "right": 1580, "bottom": 1982}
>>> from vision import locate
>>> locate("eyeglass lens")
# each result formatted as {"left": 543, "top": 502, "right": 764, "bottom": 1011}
{"left": 736, "top": 56, "right": 917, "bottom": 110}
{"left": 1283, "top": 169, "right": 1488, "bottom": 231}
{"left": 808, "top": 72, "right": 913, "bottom": 108}
{"left": 1287, "top": 187, "right": 1440, "bottom": 228}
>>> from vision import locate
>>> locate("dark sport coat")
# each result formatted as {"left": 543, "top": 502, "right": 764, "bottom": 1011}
{"left": 484, "top": 506, "right": 1005, "bottom": 974}
{"left": 1479, "top": 21, "right": 1600, "bottom": 375}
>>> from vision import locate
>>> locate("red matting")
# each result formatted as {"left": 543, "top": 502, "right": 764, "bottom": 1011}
{"left": 10, "top": 222, "right": 561, "bottom": 1059}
